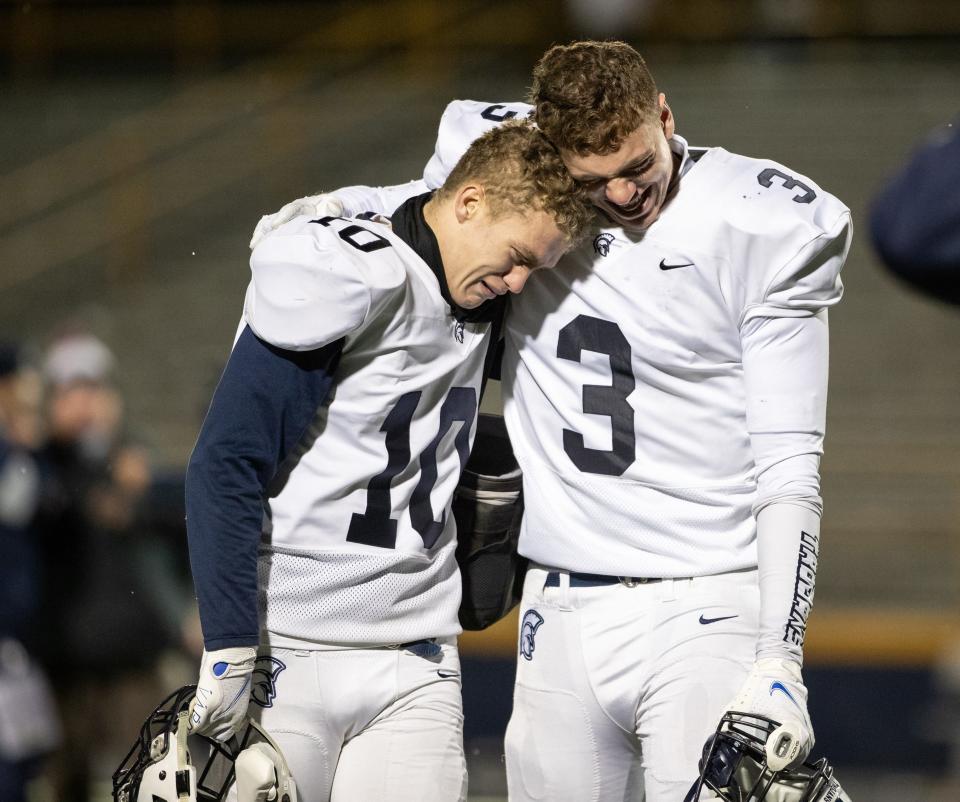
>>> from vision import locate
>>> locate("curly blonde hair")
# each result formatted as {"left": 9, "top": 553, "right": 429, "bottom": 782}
{"left": 438, "top": 120, "right": 594, "bottom": 244}
{"left": 531, "top": 40, "right": 660, "bottom": 156}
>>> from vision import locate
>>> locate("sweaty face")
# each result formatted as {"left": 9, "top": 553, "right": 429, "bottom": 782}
{"left": 562, "top": 111, "right": 677, "bottom": 232}
{"left": 447, "top": 207, "right": 569, "bottom": 309}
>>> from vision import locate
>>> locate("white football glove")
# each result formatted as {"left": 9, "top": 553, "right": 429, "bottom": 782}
{"left": 725, "top": 657, "right": 814, "bottom": 771}
{"left": 188, "top": 646, "right": 257, "bottom": 741}
{"left": 249, "top": 193, "right": 344, "bottom": 249}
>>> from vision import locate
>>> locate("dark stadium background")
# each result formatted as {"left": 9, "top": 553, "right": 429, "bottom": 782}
{"left": 2, "top": 1, "right": 959, "bottom": 800}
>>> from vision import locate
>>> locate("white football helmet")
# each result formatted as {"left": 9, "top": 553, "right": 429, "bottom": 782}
{"left": 113, "top": 685, "right": 298, "bottom": 802}
{"left": 685, "top": 712, "right": 852, "bottom": 802}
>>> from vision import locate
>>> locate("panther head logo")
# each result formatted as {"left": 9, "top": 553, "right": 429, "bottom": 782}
{"left": 250, "top": 656, "right": 286, "bottom": 708}
{"left": 519, "top": 610, "right": 545, "bottom": 661}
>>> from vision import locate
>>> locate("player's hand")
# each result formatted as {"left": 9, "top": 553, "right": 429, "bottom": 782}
{"left": 250, "top": 193, "right": 344, "bottom": 249}
{"left": 188, "top": 646, "right": 258, "bottom": 741}
{"left": 725, "top": 657, "right": 814, "bottom": 770}
{"left": 236, "top": 742, "right": 298, "bottom": 802}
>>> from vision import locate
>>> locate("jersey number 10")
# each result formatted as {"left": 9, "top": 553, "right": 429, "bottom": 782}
{"left": 346, "top": 387, "right": 477, "bottom": 550}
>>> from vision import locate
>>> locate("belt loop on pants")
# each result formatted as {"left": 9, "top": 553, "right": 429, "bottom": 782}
{"left": 557, "top": 569, "right": 571, "bottom": 609}
{"left": 541, "top": 569, "right": 574, "bottom": 609}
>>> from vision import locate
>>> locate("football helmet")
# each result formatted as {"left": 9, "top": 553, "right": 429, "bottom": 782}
{"left": 685, "top": 712, "right": 852, "bottom": 802}
{"left": 113, "top": 684, "right": 298, "bottom": 802}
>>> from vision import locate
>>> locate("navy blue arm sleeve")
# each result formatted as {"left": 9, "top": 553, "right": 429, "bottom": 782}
{"left": 870, "top": 120, "right": 960, "bottom": 303}
{"left": 186, "top": 325, "right": 343, "bottom": 650}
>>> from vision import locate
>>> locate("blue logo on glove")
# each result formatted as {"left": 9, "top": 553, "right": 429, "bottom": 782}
{"left": 769, "top": 681, "right": 800, "bottom": 708}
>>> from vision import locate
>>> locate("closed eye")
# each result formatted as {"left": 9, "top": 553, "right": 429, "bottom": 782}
{"left": 511, "top": 247, "right": 536, "bottom": 268}
{"left": 575, "top": 157, "right": 654, "bottom": 188}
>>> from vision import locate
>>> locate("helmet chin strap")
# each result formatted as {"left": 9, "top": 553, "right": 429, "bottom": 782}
{"left": 176, "top": 710, "right": 191, "bottom": 800}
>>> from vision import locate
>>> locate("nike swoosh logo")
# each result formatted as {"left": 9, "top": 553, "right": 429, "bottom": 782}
{"left": 770, "top": 681, "right": 800, "bottom": 708}
{"left": 698, "top": 614, "right": 738, "bottom": 625}
{"left": 437, "top": 669, "right": 459, "bottom": 679}
{"left": 659, "top": 259, "right": 695, "bottom": 270}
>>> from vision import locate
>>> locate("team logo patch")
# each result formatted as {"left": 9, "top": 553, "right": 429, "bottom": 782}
{"left": 250, "top": 656, "right": 286, "bottom": 708}
{"left": 593, "top": 233, "right": 615, "bottom": 257}
{"left": 519, "top": 609, "right": 545, "bottom": 661}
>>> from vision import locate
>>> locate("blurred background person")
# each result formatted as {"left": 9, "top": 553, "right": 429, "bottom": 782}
{"left": 870, "top": 118, "right": 960, "bottom": 304}
{"left": 33, "top": 332, "right": 194, "bottom": 802}
{"left": 870, "top": 117, "right": 960, "bottom": 799}
{"left": 0, "top": 343, "right": 60, "bottom": 802}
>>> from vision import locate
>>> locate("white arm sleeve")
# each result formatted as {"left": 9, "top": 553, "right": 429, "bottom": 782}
{"left": 741, "top": 311, "right": 830, "bottom": 665}
{"left": 335, "top": 179, "right": 429, "bottom": 217}
{"left": 741, "top": 310, "right": 829, "bottom": 515}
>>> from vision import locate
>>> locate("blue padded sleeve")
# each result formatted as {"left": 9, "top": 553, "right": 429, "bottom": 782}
{"left": 186, "top": 325, "right": 343, "bottom": 650}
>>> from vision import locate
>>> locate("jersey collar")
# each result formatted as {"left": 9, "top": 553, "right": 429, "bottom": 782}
{"left": 671, "top": 133, "right": 695, "bottom": 180}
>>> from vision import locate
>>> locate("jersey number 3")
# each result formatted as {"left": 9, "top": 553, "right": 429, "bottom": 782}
{"left": 346, "top": 388, "right": 477, "bottom": 550}
{"left": 558, "top": 315, "right": 636, "bottom": 476}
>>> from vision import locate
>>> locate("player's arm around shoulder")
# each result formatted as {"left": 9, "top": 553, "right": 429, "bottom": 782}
{"left": 423, "top": 99, "right": 533, "bottom": 188}
{"left": 706, "top": 150, "right": 852, "bottom": 321}
{"left": 246, "top": 214, "right": 407, "bottom": 350}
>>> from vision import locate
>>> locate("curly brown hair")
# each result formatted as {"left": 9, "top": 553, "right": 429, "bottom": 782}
{"left": 531, "top": 40, "right": 660, "bottom": 156}
{"left": 438, "top": 119, "right": 594, "bottom": 245}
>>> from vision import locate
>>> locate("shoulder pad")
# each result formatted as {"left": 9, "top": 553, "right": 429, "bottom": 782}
{"left": 704, "top": 149, "right": 849, "bottom": 235}
{"left": 691, "top": 150, "right": 852, "bottom": 320}
{"left": 244, "top": 215, "right": 406, "bottom": 350}
{"left": 423, "top": 100, "right": 534, "bottom": 189}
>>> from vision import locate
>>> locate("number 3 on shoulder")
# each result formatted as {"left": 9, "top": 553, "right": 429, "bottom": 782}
{"left": 757, "top": 168, "right": 817, "bottom": 204}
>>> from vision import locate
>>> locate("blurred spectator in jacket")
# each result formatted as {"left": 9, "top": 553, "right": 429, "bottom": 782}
{"left": 871, "top": 119, "right": 960, "bottom": 304}
{"left": 34, "top": 332, "right": 193, "bottom": 801}
{"left": 0, "top": 343, "right": 60, "bottom": 802}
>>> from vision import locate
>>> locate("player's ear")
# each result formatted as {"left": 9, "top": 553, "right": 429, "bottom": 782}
{"left": 454, "top": 184, "right": 484, "bottom": 224}
{"left": 659, "top": 93, "right": 675, "bottom": 139}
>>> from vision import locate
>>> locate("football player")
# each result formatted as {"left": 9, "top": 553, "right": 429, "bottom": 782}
{"left": 185, "top": 120, "right": 592, "bottom": 802}
{"left": 250, "top": 40, "right": 852, "bottom": 802}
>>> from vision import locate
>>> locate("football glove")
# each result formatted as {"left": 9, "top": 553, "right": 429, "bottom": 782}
{"left": 188, "top": 646, "right": 258, "bottom": 741}
{"left": 724, "top": 657, "right": 814, "bottom": 771}
{"left": 249, "top": 193, "right": 344, "bottom": 249}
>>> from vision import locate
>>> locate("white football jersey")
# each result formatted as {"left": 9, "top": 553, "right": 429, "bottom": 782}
{"left": 245, "top": 212, "right": 492, "bottom": 646}
{"left": 422, "top": 100, "right": 851, "bottom": 578}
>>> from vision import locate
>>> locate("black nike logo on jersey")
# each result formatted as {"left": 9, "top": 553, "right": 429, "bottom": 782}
{"left": 698, "top": 614, "right": 738, "bottom": 625}
{"left": 659, "top": 259, "right": 695, "bottom": 271}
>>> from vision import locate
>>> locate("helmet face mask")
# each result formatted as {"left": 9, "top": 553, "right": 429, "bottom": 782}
{"left": 685, "top": 712, "right": 852, "bottom": 802}
{"left": 113, "top": 685, "right": 296, "bottom": 802}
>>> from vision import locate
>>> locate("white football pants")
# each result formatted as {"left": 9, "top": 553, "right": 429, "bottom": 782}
{"left": 246, "top": 640, "right": 467, "bottom": 802}
{"left": 505, "top": 566, "right": 760, "bottom": 802}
